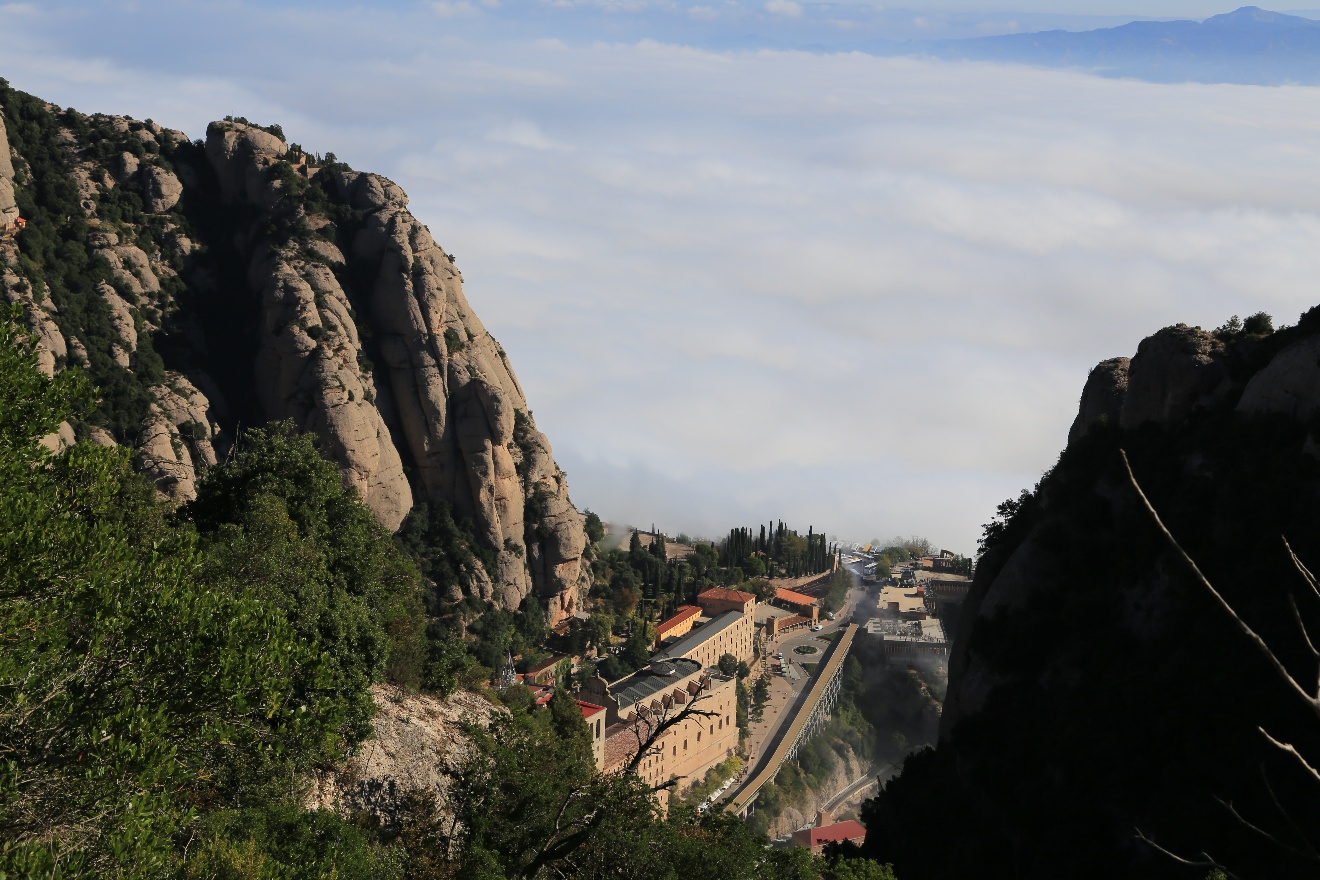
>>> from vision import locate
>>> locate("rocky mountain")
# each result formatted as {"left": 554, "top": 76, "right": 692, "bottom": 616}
{"left": 0, "top": 82, "right": 588, "bottom": 623}
{"left": 922, "top": 6, "right": 1320, "bottom": 86}
{"left": 861, "top": 312, "right": 1320, "bottom": 878}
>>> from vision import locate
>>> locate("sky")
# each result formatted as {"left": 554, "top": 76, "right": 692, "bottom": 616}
{"left": 3, "top": 1, "right": 1320, "bottom": 552}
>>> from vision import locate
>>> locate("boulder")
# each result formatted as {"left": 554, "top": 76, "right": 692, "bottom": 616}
{"left": 0, "top": 114, "right": 14, "bottom": 181}
{"left": 141, "top": 166, "right": 183, "bottom": 212}
{"left": 1068, "top": 357, "right": 1129, "bottom": 444}
{"left": 1120, "top": 324, "right": 1227, "bottom": 430}
{"left": 1237, "top": 332, "right": 1320, "bottom": 420}
{"left": 204, "top": 121, "right": 287, "bottom": 207}
{"left": 116, "top": 151, "right": 140, "bottom": 184}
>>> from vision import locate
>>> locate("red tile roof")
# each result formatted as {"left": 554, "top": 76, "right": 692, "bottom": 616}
{"left": 577, "top": 700, "right": 605, "bottom": 720}
{"left": 526, "top": 654, "right": 566, "bottom": 676}
{"left": 697, "top": 587, "right": 756, "bottom": 604}
{"left": 657, "top": 605, "right": 701, "bottom": 635}
{"left": 774, "top": 587, "right": 818, "bottom": 606}
{"left": 603, "top": 722, "right": 644, "bottom": 772}
{"left": 807, "top": 820, "right": 867, "bottom": 847}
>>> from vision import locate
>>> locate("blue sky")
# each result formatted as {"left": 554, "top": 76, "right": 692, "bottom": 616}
{"left": 4, "top": 1, "right": 1319, "bottom": 551}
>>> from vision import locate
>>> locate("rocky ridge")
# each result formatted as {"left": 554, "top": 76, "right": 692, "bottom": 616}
{"left": 0, "top": 91, "right": 587, "bottom": 622}
{"left": 865, "top": 312, "right": 1320, "bottom": 877}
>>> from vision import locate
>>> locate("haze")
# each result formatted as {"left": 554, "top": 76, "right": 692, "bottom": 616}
{"left": 3, "top": 1, "right": 1318, "bottom": 551}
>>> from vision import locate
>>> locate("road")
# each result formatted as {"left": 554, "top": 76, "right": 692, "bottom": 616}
{"left": 721, "top": 565, "right": 876, "bottom": 815}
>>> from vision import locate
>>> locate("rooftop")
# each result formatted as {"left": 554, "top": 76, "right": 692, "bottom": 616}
{"left": 603, "top": 721, "right": 644, "bottom": 771}
{"left": 805, "top": 820, "right": 867, "bottom": 847}
{"left": 775, "top": 587, "right": 819, "bottom": 606}
{"left": 577, "top": 699, "right": 605, "bottom": 720}
{"left": 653, "top": 610, "right": 745, "bottom": 662}
{"left": 879, "top": 585, "right": 926, "bottom": 614}
{"left": 697, "top": 587, "right": 756, "bottom": 605}
{"left": 610, "top": 657, "right": 704, "bottom": 709}
{"left": 657, "top": 605, "right": 702, "bottom": 635}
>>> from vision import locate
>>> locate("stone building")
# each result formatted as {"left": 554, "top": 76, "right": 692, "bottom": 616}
{"left": 654, "top": 610, "right": 755, "bottom": 668}
{"left": 696, "top": 587, "right": 756, "bottom": 617}
{"left": 580, "top": 659, "right": 739, "bottom": 807}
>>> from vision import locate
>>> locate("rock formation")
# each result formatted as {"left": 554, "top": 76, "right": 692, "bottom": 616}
{"left": 865, "top": 313, "right": 1320, "bottom": 878}
{"left": 1067, "top": 356, "right": 1128, "bottom": 443}
{"left": 0, "top": 91, "right": 588, "bottom": 623}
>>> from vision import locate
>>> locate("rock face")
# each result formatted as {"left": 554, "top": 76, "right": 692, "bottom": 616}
{"left": 1119, "top": 324, "right": 1227, "bottom": 429}
{"left": 1236, "top": 333, "right": 1320, "bottom": 420}
{"left": 306, "top": 685, "right": 497, "bottom": 831}
{"left": 1067, "top": 356, "right": 1128, "bottom": 443}
{"left": 866, "top": 315, "right": 1320, "bottom": 878}
{"left": 0, "top": 96, "right": 589, "bottom": 622}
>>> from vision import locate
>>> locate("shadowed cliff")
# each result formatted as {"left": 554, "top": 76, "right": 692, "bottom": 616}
{"left": 862, "top": 311, "right": 1320, "bottom": 878}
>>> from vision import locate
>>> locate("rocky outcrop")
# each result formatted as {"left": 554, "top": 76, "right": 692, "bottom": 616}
{"left": 131, "top": 374, "right": 226, "bottom": 502}
{"left": 1067, "top": 356, "right": 1128, "bottom": 443}
{"left": 204, "top": 120, "right": 288, "bottom": 208}
{"left": 332, "top": 164, "right": 587, "bottom": 614}
{"left": 0, "top": 99, "right": 589, "bottom": 621}
{"left": 870, "top": 316, "right": 1320, "bottom": 877}
{"left": 247, "top": 241, "right": 414, "bottom": 530}
{"left": 1119, "top": 324, "right": 1227, "bottom": 429}
{"left": 0, "top": 112, "right": 18, "bottom": 231}
{"left": 1236, "top": 333, "right": 1320, "bottom": 420}
{"left": 306, "top": 684, "right": 497, "bottom": 831}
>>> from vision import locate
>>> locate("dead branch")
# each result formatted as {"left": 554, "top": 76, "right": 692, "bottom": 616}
{"left": 1120, "top": 450, "right": 1320, "bottom": 721}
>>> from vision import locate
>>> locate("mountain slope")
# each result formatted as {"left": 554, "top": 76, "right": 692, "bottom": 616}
{"left": 0, "top": 82, "right": 588, "bottom": 622}
{"left": 923, "top": 6, "right": 1320, "bottom": 85}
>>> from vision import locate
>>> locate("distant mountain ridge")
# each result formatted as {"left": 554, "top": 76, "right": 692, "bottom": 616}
{"left": 916, "top": 6, "right": 1320, "bottom": 85}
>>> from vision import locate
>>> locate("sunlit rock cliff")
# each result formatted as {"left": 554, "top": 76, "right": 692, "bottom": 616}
{"left": 0, "top": 87, "right": 587, "bottom": 622}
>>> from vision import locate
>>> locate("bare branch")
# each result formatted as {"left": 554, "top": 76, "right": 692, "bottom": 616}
{"left": 1133, "top": 827, "right": 1232, "bottom": 875}
{"left": 1258, "top": 764, "right": 1320, "bottom": 862}
{"left": 1284, "top": 537, "right": 1320, "bottom": 607}
{"left": 1120, "top": 450, "right": 1320, "bottom": 718}
{"left": 1285, "top": 592, "right": 1319, "bottom": 661}
{"left": 1259, "top": 728, "right": 1320, "bottom": 787}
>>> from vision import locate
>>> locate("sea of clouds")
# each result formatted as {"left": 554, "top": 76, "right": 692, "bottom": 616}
{"left": 3, "top": 1, "right": 1319, "bottom": 550}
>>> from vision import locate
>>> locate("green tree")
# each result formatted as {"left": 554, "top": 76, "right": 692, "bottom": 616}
{"left": 0, "top": 309, "right": 342, "bottom": 876}
{"left": 718, "top": 652, "right": 740, "bottom": 677}
{"left": 187, "top": 422, "right": 431, "bottom": 743}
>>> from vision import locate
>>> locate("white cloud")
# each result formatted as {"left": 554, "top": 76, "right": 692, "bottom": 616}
{"left": 431, "top": 0, "right": 481, "bottom": 18}
{"left": 3, "top": 6, "right": 1319, "bottom": 551}
{"left": 764, "top": 0, "right": 801, "bottom": 17}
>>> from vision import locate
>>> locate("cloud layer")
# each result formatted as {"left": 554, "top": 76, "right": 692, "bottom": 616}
{"left": 3, "top": 2, "right": 1319, "bottom": 550}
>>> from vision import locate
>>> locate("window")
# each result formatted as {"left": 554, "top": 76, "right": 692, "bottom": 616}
{"left": 684, "top": 739, "right": 688, "bottom": 750}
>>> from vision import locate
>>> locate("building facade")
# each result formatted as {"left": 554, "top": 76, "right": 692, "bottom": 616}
{"left": 654, "top": 610, "right": 755, "bottom": 668}
{"left": 587, "top": 661, "right": 739, "bottom": 807}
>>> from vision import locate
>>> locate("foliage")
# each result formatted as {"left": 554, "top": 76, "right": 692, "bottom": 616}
{"left": 718, "top": 652, "right": 740, "bottom": 676}
{"left": 679, "top": 755, "right": 743, "bottom": 807}
{"left": 0, "top": 310, "right": 344, "bottom": 876}
{"left": 0, "top": 82, "right": 178, "bottom": 442}
{"left": 185, "top": 421, "right": 436, "bottom": 740}
{"left": 179, "top": 804, "right": 404, "bottom": 880}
